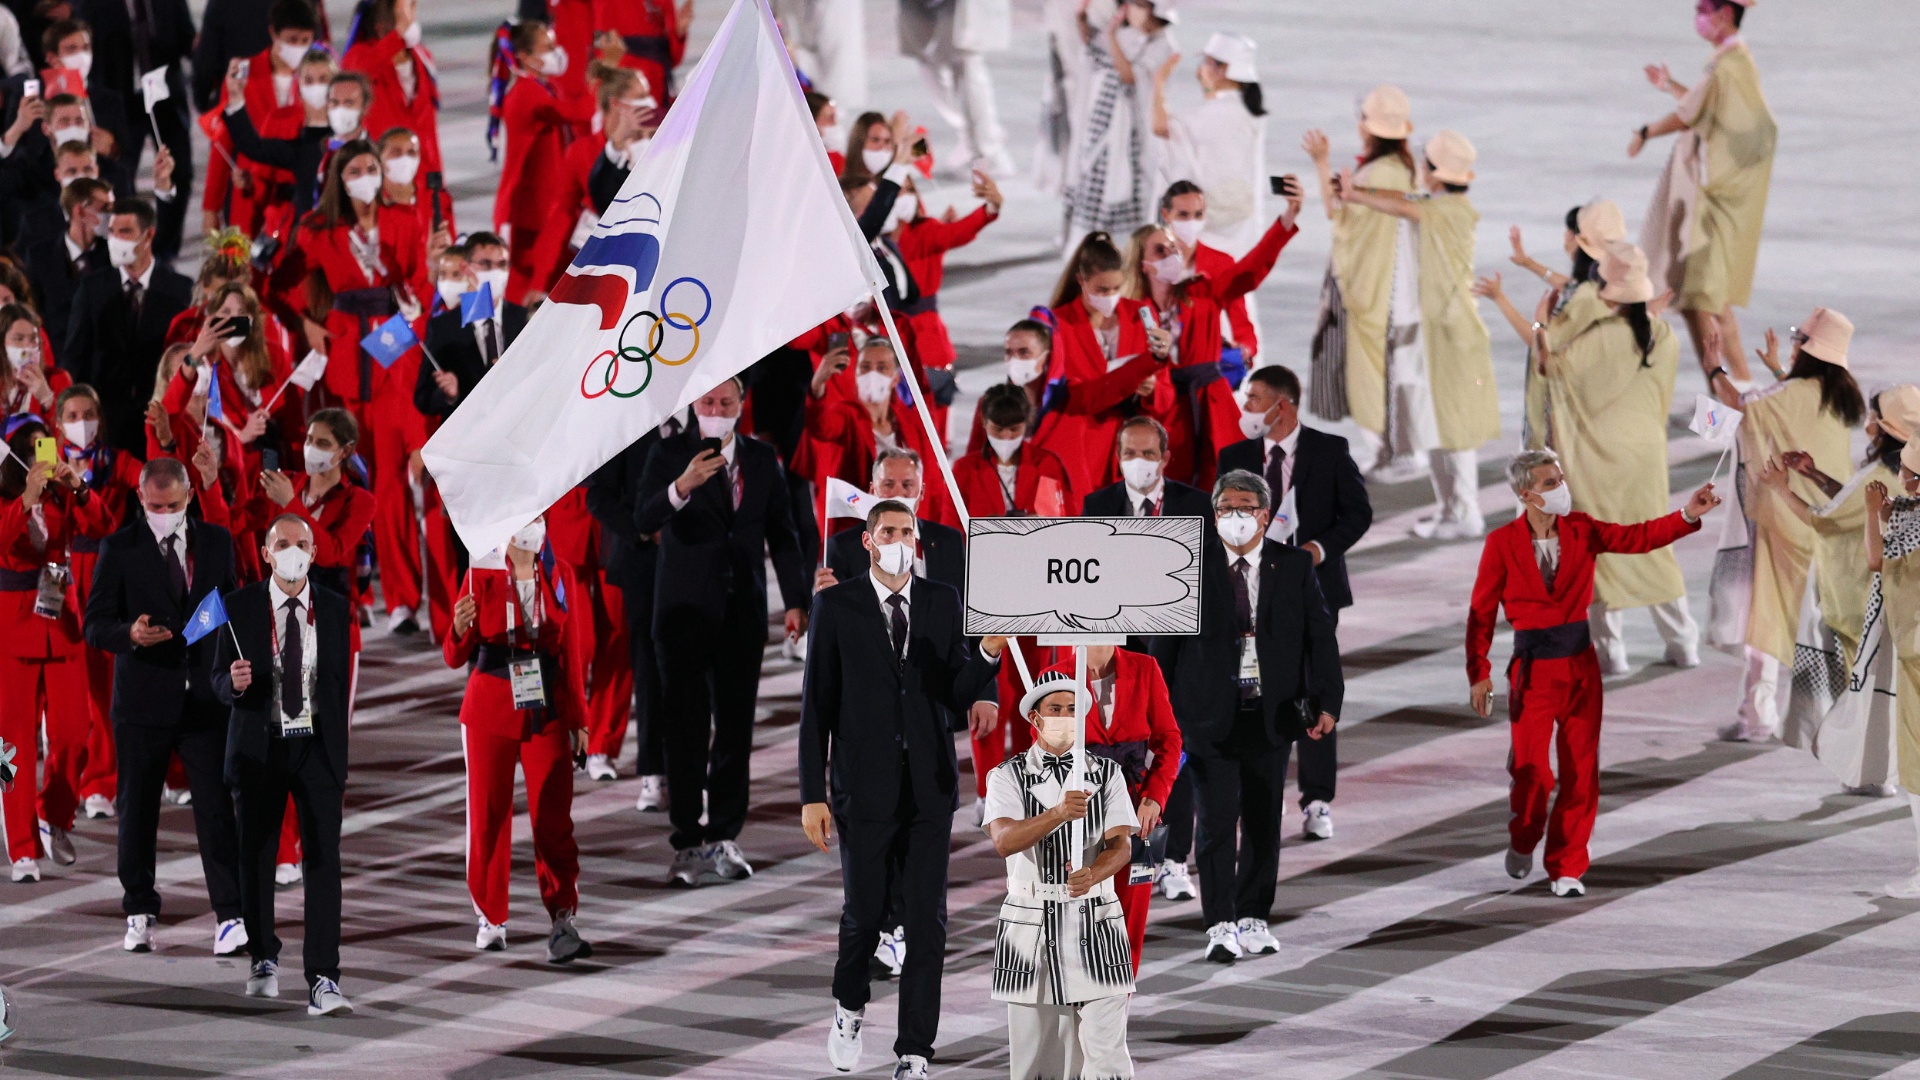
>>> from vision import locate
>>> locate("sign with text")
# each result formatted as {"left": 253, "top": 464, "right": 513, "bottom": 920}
{"left": 963, "top": 517, "right": 1204, "bottom": 637}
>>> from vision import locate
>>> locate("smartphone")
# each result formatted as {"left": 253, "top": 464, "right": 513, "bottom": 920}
{"left": 1137, "top": 306, "right": 1158, "bottom": 330}
{"left": 1270, "top": 174, "right": 1303, "bottom": 198}
{"left": 260, "top": 447, "right": 280, "bottom": 472}
{"left": 911, "top": 137, "right": 929, "bottom": 159}
{"left": 219, "top": 315, "right": 253, "bottom": 340}
{"left": 236, "top": 58, "right": 249, "bottom": 80}
{"left": 425, "top": 171, "right": 445, "bottom": 231}
{"left": 697, "top": 437, "right": 724, "bottom": 458}
{"left": 34, "top": 435, "right": 57, "bottom": 464}
{"left": 22, "top": 79, "right": 40, "bottom": 99}
{"left": 825, "top": 330, "right": 850, "bottom": 354}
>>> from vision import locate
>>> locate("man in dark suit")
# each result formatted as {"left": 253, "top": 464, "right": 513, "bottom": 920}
{"left": 78, "top": 0, "right": 195, "bottom": 257}
{"left": 211, "top": 513, "right": 354, "bottom": 1016}
{"left": 1217, "top": 364, "right": 1371, "bottom": 842}
{"left": 416, "top": 233, "right": 529, "bottom": 417}
{"left": 820, "top": 447, "right": 964, "bottom": 595}
{"left": 1081, "top": 415, "right": 1212, "bottom": 519}
{"left": 62, "top": 196, "right": 191, "bottom": 453}
{"left": 216, "top": 67, "right": 331, "bottom": 215}
{"left": 1156, "top": 469, "right": 1342, "bottom": 965}
{"left": 20, "top": 177, "right": 111, "bottom": 367}
{"left": 799, "top": 499, "right": 1004, "bottom": 1078}
{"left": 635, "top": 376, "right": 809, "bottom": 884}
{"left": 82, "top": 457, "right": 244, "bottom": 956}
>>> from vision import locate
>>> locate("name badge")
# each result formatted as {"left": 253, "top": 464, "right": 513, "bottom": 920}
{"left": 510, "top": 658, "right": 548, "bottom": 710}
{"left": 1237, "top": 635, "right": 1260, "bottom": 696}
{"left": 277, "top": 709, "right": 313, "bottom": 738}
{"left": 33, "top": 563, "right": 69, "bottom": 620}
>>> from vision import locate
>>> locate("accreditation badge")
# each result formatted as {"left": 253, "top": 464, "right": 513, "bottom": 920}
{"left": 277, "top": 709, "right": 314, "bottom": 739}
{"left": 1237, "top": 635, "right": 1260, "bottom": 697}
{"left": 33, "top": 563, "right": 69, "bottom": 620}
{"left": 510, "top": 658, "right": 549, "bottom": 710}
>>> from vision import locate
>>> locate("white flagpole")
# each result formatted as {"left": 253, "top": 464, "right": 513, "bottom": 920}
{"left": 869, "top": 292, "right": 1035, "bottom": 694}
{"left": 1069, "top": 643, "right": 1088, "bottom": 860}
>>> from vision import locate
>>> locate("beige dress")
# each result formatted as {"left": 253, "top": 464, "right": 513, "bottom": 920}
{"left": 1332, "top": 155, "right": 1414, "bottom": 436}
{"left": 1738, "top": 379, "right": 1852, "bottom": 663}
{"left": 1418, "top": 192, "right": 1498, "bottom": 452}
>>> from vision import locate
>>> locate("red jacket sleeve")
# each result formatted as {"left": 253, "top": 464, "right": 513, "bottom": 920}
{"left": 1064, "top": 351, "right": 1162, "bottom": 417}
{"left": 1587, "top": 510, "right": 1701, "bottom": 556}
{"left": 895, "top": 205, "right": 994, "bottom": 259}
{"left": 1465, "top": 532, "right": 1509, "bottom": 685}
{"left": 289, "top": 485, "right": 375, "bottom": 568}
{"left": 1197, "top": 217, "right": 1297, "bottom": 304}
{"left": 1139, "top": 661, "right": 1182, "bottom": 809}
{"left": 804, "top": 394, "right": 857, "bottom": 442}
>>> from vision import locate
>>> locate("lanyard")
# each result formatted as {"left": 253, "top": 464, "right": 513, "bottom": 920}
{"left": 502, "top": 571, "right": 543, "bottom": 647}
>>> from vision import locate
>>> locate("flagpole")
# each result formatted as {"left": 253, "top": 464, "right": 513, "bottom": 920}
{"left": 869, "top": 291, "right": 1034, "bottom": 694}
{"left": 228, "top": 620, "right": 245, "bottom": 662}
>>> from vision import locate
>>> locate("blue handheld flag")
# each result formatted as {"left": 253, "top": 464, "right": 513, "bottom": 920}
{"left": 183, "top": 589, "right": 229, "bottom": 645}
{"left": 460, "top": 282, "right": 495, "bottom": 327}
{"left": 360, "top": 314, "right": 419, "bottom": 369}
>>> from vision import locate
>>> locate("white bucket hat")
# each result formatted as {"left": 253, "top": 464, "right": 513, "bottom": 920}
{"left": 1424, "top": 130, "right": 1476, "bottom": 185}
{"left": 1203, "top": 32, "right": 1258, "bottom": 84}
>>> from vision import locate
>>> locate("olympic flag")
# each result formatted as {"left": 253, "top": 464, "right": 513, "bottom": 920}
{"left": 423, "top": 0, "right": 879, "bottom": 556}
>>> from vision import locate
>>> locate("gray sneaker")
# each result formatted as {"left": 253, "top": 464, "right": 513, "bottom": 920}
{"left": 245, "top": 959, "right": 279, "bottom": 998}
{"left": 711, "top": 840, "right": 753, "bottom": 882}
{"left": 669, "top": 845, "right": 712, "bottom": 887}
{"left": 306, "top": 976, "right": 353, "bottom": 1017}
{"left": 1505, "top": 847, "right": 1533, "bottom": 880}
{"left": 547, "top": 909, "right": 593, "bottom": 964}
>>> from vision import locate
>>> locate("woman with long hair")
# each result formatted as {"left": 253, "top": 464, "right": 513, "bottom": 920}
{"left": 491, "top": 18, "right": 595, "bottom": 302}
{"left": 1060, "top": 0, "right": 1177, "bottom": 253}
{"left": 1868, "top": 445, "right": 1920, "bottom": 896}
{"left": 2, "top": 305, "right": 72, "bottom": 422}
{"left": 840, "top": 110, "right": 894, "bottom": 183}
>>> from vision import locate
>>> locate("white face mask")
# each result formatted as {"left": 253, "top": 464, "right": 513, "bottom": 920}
{"left": 696, "top": 413, "right": 737, "bottom": 440}
{"left": 856, "top": 370, "right": 896, "bottom": 405}
{"left": 275, "top": 41, "right": 310, "bottom": 70}
{"left": 884, "top": 194, "right": 918, "bottom": 231}
{"left": 475, "top": 268, "right": 510, "bottom": 300}
{"left": 60, "top": 51, "right": 92, "bottom": 78}
{"left": 299, "top": 82, "right": 329, "bottom": 110}
{"left": 62, "top": 418, "right": 97, "bottom": 448}
{"left": 6, "top": 345, "right": 36, "bottom": 368}
{"left": 535, "top": 46, "right": 568, "bottom": 76}
{"left": 1120, "top": 457, "right": 1161, "bottom": 494}
{"left": 268, "top": 545, "right": 312, "bottom": 583}
{"left": 383, "top": 153, "right": 420, "bottom": 186}
{"left": 1006, "top": 357, "right": 1044, "bottom": 386}
{"left": 861, "top": 147, "right": 893, "bottom": 174}
{"left": 1147, "top": 254, "right": 1187, "bottom": 284}
{"left": 303, "top": 442, "right": 337, "bottom": 475}
{"left": 327, "top": 105, "right": 362, "bottom": 136}
{"left": 107, "top": 235, "right": 139, "bottom": 267}
{"left": 1168, "top": 218, "right": 1206, "bottom": 246}
{"left": 1033, "top": 713, "right": 1076, "bottom": 746}
{"left": 1217, "top": 510, "right": 1260, "bottom": 547}
{"left": 872, "top": 540, "right": 913, "bottom": 576}
{"left": 436, "top": 279, "right": 466, "bottom": 307}
{"left": 1238, "top": 406, "right": 1273, "bottom": 441}
{"left": 510, "top": 519, "right": 546, "bottom": 552}
{"left": 1084, "top": 292, "right": 1119, "bottom": 317}
{"left": 343, "top": 173, "right": 382, "bottom": 205}
{"left": 145, "top": 508, "right": 186, "bottom": 541}
{"left": 987, "top": 435, "right": 1023, "bottom": 462}
{"left": 51, "top": 124, "right": 89, "bottom": 148}
{"left": 1533, "top": 483, "right": 1573, "bottom": 516}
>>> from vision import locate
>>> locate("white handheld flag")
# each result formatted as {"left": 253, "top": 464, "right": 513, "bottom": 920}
{"left": 1265, "top": 485, "right": 1298, "bottom": 544}
{"left": 824, "top": 476, "right": 881, "bottom": 521}
{"left": 288, "top": 349, "right": 329, "bottom": 391}
{"left": 140, "top": 67, "right": 170, "bottom": 111}
{"left": 423, "top": 0, "right": 877, "bottom": 555}
{"left": 1689, "top": 393, "right": 1745, "bottom": 489}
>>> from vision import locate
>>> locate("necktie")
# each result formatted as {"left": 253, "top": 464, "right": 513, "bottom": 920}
{"left": 130, "top": 0, "right": 155, "bottom": 73}
{"left": 162, "top": 534, "right": 187, "bottom": 598}
{"left": 281, "top": 598, "right": 305, "bottom": 721}
{"left": 1232, "top": 557, "right": 1253, "bottom": 636}
{"left": 1040, "top": 751, "right": 1073, "bottom": 784}
{"left": 730, "top": 461, "right": 743, "bottom": 509}
{"left": 481, "top": 321, "right": 499, "bottom": 365}
{"left": 125, "top": 278, "right": 145, "bottom": 325}
{"left": 886, "top": 593, "right": 907, "bottom": 666}
{"left": 1265, "top": 443, "right": 1288, "bottom": 500}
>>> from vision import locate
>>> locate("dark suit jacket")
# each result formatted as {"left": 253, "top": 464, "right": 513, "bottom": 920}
{"left": 211, "top": 580, "right": 352, "bottom": 786}
{"left": 414, "top": 305, "right": 529, "bottom": 417}
{"left": 799, "top": 575, "right": 999, "bottom": 821}
{"left": 77, "top": 0, "right": 196, "bottom": 123}
{"left": 584, "top": 414, "right": 688, "bottom": 589}
{"left": 62, "top": 261, "right": 193, "bottom": 452}
{"left": 84, "top": 518, "right": 237, "bottom": 728}
{"left": 825, "top": 517, "right": 964, "bottom": 597}
{"left": 1082, "top": 478, "right": 1211, "bottom": 519}
{"left": 22, "top": 231, "right": 109, "bottom": 368}
{"left": 1154, "top": 539, "right": 1343, "bottom": 749}
{"left": 189, "top": 0, "right": 272, "bottom": 111}
{"left": 221, "top": 108, "right": 331, "bottom": 214}
{"left": 635, "top": 430, "right": 809, "bottom": 635}
{"left": 1218, "top": 425, "right": 1372, "bottom": 610}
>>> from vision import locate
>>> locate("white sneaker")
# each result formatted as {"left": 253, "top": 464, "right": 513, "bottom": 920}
{"left": 1505, "top": 847, "right": 1533, "bottom": 880}
{"left": 1718, "top": 720, "right": 1773, "bottom": 743}
{"left": 214, "top": 918, "right": 249, "bottom": 956}
{"left": 1436, "top": 515, "right": 1485, "bottom": 541}
{"left": 83, "top": 794, "right": 116, "bottom": 819}
{"left": 307, "top": 976, "right": 353, "bottom": 1016}
{"left": 245, "top": 959, "right": 280, "bottom": 998}
{"left": 39, "top": 821, "right": 76, "bottom": 866}
{"left": 827, "top": 1003, "right": 864, "bottom": 1072}
{"left": 1411, "top": 515, "right": 1445, "bottom": 540}
{"left": 12, "top": 857, "right": 40, "bottom": 883}
{"left": 1302, "top": 801, "right": 1333, "bottom": 841}
{"left": 1234, "top": 917, "right": 1279, "bottom": 956}
{"left": 1158, "top": 860, "right": 1195, "bottom": 901}
{"left": 547, "top": 909, "right": 592, "bottom": 963}
{"left": 475, "top": 918, "right": 507, "bottom": 951}
{"left": 1846, "top": 783, "right": 1899, "bottom": 798}
{"left": 124, "top": 914, "right": 155, "bottom": 952}
{"left": 585, "top": 754, "right": 617, "bottom": 782}
{"left": 1204, "top": 921, "right": 1242, "bottom": 963}
{"left": 892, "top": 1055, "right": 930, "bottom": 1080}
{"left": 873, "top": 926, "right": 905, "bottom": 978}
{"left": 1599, "top": 641, "right": 1630, "bottom": 676}
{"left": 1664, "top": 642, "right": 1701, "bottom": 669}
{"left": 275, "top": 862, "right": 303, "bottom": 887}
{"left": 711, "top": 840, "right": 753, "bottom": 881}
{"left": 669, "top": 845, "right": 712, "bottom": 887}
{"left": 1368, "top": 455, "right": 1430, "bottom": 485}
{"left": 385, "top": 606, "right": 418, "bottom": 635}
{"left": 635, "top": 775, "right": 666, "bottom": 812}
{"left": 1549, "top": 876, "right": 1586, "bottom": 898}
{"left": 1886, "top": 871, "right": 1920, "bottom": 899}
{"left": 162, "top": 785, "right": 192, "bottom": 807}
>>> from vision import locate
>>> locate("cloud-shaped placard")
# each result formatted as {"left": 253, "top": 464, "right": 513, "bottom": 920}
{"left": 964, "top": 517, "right": 1202, "bottom": 636}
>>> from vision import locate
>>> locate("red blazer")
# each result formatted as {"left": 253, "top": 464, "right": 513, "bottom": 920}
{"left": 1192, "top": 242, "right": 1260, "bottom": 361}
{"left": 1031, "top": 298, "right": 1169, "bottom": 498}
{"left": 202, "top": 46, "right": 306, "bottom": 227}
{"left": 494, "top": 74, "right": 596, "bottom": 248}
{"left": 444, "top": 561, "right": 590, "bottom": 738}
{"left": 950, "top": 441, "right": 1078, "bottom": 517}
{"left": 1001, "top": 647, "right": 1182, "bottom": 808}
{"left": 529, "top": 131, "right": 605, "bottom": 294}
{"left": 1467, "top": 510, "right": 1700, "bottom": 684}
{"left": 268, "top": 204, "right": 430, "bottom": 404}
{"left": 544, "top": 485, "right": 600, "bottom": 572}
{"left": 890, "top": 207, "right": 996, "bottom": 371}
{"left": 0, "top": 484, "right": 115, "bottom": 658}
{"left": 593, "top": 0, "right": 687, "bottom": 104}
{"left": 342, "top": 31, "right": 444, "bottom": 174}
{"left": 544, "top": 0, "right": 595, "bottom": 108}
{"left": 805, "top": 394, "right": 958, "bottom": 530}
{"left": 385, "top": 186, "right": 457, "bottom": 245}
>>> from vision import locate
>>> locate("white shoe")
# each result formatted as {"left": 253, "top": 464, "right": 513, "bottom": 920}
{"left": 214, "top": 918, "right": 249, "bottom": 956}
{"left": 1599, "top": 641, "right": 1630, "bottom": 676}
{"left": 873, "top": 926, "right": 905, "bottom": 978}
{"left": 585, "top": 754, "right": 617, "bottom": 782}
{"left": 1368, "top": 455, "right": 1430, "bottom": 485}
{"left": 40, "top": 821, "right": 76, "bottom": 866}
{"left": 1158, "top": 860, "right": 1195, "bottom": 901}
{"left": 162, "top": 785, "right": 192, "bottom": 807}
{"left": 827, "top": 1003, "right": 864, "bottom": 1072}
{"left": 1664, "top": 643, "right": 1701, "bottom": 669}
{"left": 12, "top": 857, "right": 41, "bottom": 883}
{"left": 83, "top": 794, "right": 115, "bottom": 819}
{"left": 1302, "top": 800, "right": 1333, "bottom": 841}
{"left": 1846, "top": 783, "right": 1899, "bottom": 798}
{"left": 892, "top": 1054, "right": 930, "bottom": 1080}
{"left": 385, "top": 606, "right": 418, "bottom": 635}
{"left": 245, "top": 959, "right": 280, "bottom": 998}
{"left": 124, "top": 914, "right": 155, "bottom": 952}
{"left": 547, "top": 909, "right": 593, "bottom": 963}
{"left": 635, "top": 775, "right": 665, "bottom": 812}
{"left": 1505, "top": 847, "right": 1533, "bottom": 880}
{"left": 475, "top": 918, "right": 507, "bottom": 951}
{"left": 307, "top": 976, "right": 353, "bottom": 1016}
{"left": 1718, "top": 720, "right": 1773, "bottom": 743}
{"left": 669, "top": 845, "right": 712, "bottom": 887}
{"left": 1411, "top": 515, "right": 1444, "bottom": 540}
{"left": 1204, "top": 921, "right": 1242, "bottom": 963}
{"left": 1234, "top": 917, "right": 1279, "bottom": 956}
{"left": 1549, "top": 876, "right": 1586, "bottom": 897}
{"left": 275, "top": 862, "right": 303, "bottom": 887}
{"left": 1885, "top": 871, "right": 1920, "bottom": 899}
{"left": 1436, "top": 515, "right": 1485, "bottom": 540}
{"left": 711, "top": 840, "right": 753, "bottom": 881}
{"left": 1, "top": 982, "right": 16, "bottom": 1043}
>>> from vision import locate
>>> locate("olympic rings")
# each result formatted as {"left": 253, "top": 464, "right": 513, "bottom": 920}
{"left": 659, "top": 277, "right": 712, "bottom": 330}
{"left": 576, "top": 273, "right": 711, "bottom": 401}
{"left": 581, "top": 347, "right": 655, "bottom": 399}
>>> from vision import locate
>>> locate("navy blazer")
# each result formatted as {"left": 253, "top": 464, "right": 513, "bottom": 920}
{"left": 84, "top": 517, "right": 237, "bottom": 728}
{"left": 1217, "top": 424, "right": 1372, "bottom": 610}
{"left": 824, "top": 517, "right": 965, "bottom": 597}
{"left": 211, "top": 580, "right": 353, "bottom": 787}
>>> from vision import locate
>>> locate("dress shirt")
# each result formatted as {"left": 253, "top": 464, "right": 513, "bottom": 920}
{"left": 665, "top": 432, "right": 738, "bottom": 510}
{"left": 1264, "top": 423, "right": 1301, "bottom": 494}
{"left": 870, "top": 569, "right": 910, "bottom": 659}
{"left": 1533, "top": 536, "right": 1559, "bottom": 593}
{"left": 120, "top": 261, "right": 155, "bottom": 293}
{"left": 271, "top": 580, "right": 318, "bottom": 736}
{"left": 1126, "top": 480, "right": 1165, "bottom": 517}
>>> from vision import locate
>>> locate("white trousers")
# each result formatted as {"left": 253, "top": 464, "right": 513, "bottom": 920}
{"left": 916, "top": 51, "right": 1009, "bottom": 164}
{"left": 1589, "top": 597, "right": 1700, "bottom": 666}
{"left": 1008, "top": 996, "right": 1132, "bottom": 1080}
{"left": 1738, "top": 646, "right": 1782, "bottom": 733}
{"left": 1427, "top": 448, "right": 1481, "bottom": 525}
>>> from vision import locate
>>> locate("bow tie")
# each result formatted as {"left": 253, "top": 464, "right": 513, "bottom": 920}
{"left": 1038, "top": 751, "right": 1074, "bottom": 784}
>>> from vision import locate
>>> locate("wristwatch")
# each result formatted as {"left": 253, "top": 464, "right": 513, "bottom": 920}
{"left": 1706, "top": 365, "right": 1728, "bottom": 383}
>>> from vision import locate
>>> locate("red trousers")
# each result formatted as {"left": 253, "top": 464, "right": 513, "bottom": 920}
{"left": 421, "top": 483, "right": 462, "bottom": 642}
{"left": 584, "top": 573, "right": 634, "bottom": 758}
{"left": 355, "top": 394, "right": 428, "bottom": 615}
{"left": 462, "top": 720, "right": 579, "bottom": 926}
{"left": 0, "top": 652, "right": 91, "bottom": 857}
{"left": 279, "top": 797, "right": 302, "bottom": 865}
{"left": 1114, "top": 878, "right": 1151, "bottom": 972}
{"left": 77, "top": 643, "right": 117, "bottom": 800}
{"left": 1507, "top": 650, "right": 1604, "bottom": 880}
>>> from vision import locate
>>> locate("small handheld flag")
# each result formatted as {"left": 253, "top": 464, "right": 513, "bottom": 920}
{"left": 139, "top": 67, "right": 170, "bottom": 145}
{"left": 360, "top": 314, "right": 419, "bottom": 369}
{"left": 1265, "top": 485, "right": 1299, "bottom": 544}
{"left": 1688, "top": 394, "right": 1745, "bottom": 489}
{"left": 205, "top": 368, "right": 225, "bottom": 422}
{"left": 824, "top": 476, "right": 878, "bottom": 522}
{"left": 183, "top": 589, "right": 230, "bottom": 647}
{"left": 460, "top": 283, "right": 495, "bottom": 327}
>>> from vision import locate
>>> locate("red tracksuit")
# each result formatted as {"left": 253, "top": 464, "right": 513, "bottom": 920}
{"left": 1120, "top": 216, "right": 1295, "bottom": 490}
{"left": 63, "top": 441, "right": 143, "bottom": 806}
{"left": 1466, "top": 510, "right": 1699, "bottom": 879}
{"left": 592, "top": 0, "right": 686, "bottom": 106}
{"left": 529, "top": 130, "right": 606, "bottom": 295}
{"left": 1031, "top": 300, "right": 1169, "bottom": 499}
{"left": 1078, "top": 649, "right": 1180, "bottom": 970}
{"left": 342, "top": 31, "right": 444, "bottom": 176}
{"left": 0, "top": 479, "right": 113, "bottom": 858}
{"left": 494, "top": 72, "right": 596, "bottom": 304}
{"left": 543, "top": 0, "right": 595, "bottom": 107}
{"left": 1192, "top": 242, "right": 1260, "bottom": 363}
{"left": 445, "top": 559, "right": 590, "bottom": 926}
{"left": 545, "top": 488, "right": 633, "bottom": 760}
{"left": 202, "top": 47, "right": 306, "bottom": 235}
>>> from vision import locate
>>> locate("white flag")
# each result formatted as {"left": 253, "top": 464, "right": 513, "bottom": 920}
{"left": 824, "top": 476, "right": 880, "bottom": 521}
{"left": 1688, "top": 393, "right": 1743, "bottom": 446}
{"left": 288, "top": 349, "right": 329, "bottom": 391}
{"left": 140, "top": 68, "right": 170, "bottom": 112}
{"left": 1265, "top": 485, "right": 1298, "bottom": 544}
{"left": 423, "top": 0, "right": 879, "bottom": 555}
